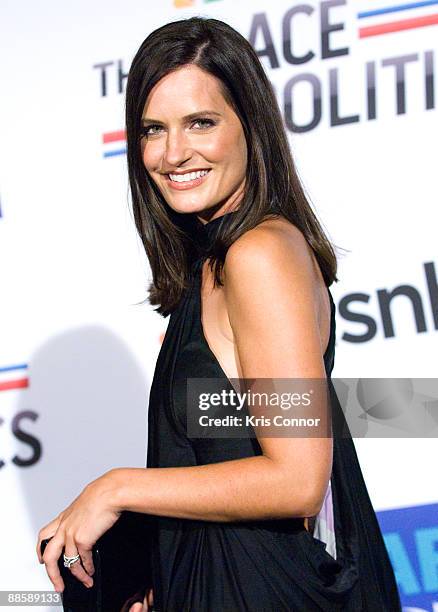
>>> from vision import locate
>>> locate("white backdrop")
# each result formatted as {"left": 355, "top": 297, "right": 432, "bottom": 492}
{"left": 1, "top": 1, "right": 437, "bottom": 610}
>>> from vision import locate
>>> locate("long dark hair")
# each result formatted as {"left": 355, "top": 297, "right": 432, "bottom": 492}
{"left": 125, "top": 16, "right": 340, "bottom": 317}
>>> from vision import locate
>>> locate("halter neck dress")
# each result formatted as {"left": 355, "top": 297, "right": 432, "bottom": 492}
{"left": 144, "top": 211, "right": 401, "bottom": 612}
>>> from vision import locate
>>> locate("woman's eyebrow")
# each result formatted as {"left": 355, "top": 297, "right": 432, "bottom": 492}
{"left": 141, "top": 110, "right": 222, "bottom": 124}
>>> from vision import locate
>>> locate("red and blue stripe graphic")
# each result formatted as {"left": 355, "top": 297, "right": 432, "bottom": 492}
{"left": 102, "top": 130, "right": 126, "bottom": 158}
{"left": 358, "top": 0, "right": 438, "bottom": 38}
{"left": 0, "top": 364, "right": 29, "bottom": 392}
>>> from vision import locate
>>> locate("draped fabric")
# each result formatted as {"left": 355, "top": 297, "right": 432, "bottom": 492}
{"left": 313, "top": 479, "right": 336, "bottom": 560}
{"left": 144, "top": 211, "right": 402, "bottom": 611}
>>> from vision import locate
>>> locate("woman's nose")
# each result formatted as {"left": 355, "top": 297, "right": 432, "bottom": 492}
{"left": 163, "top": 128, "right": 193, "bottom": 167}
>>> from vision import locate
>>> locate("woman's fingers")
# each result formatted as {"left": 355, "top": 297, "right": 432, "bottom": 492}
{"left": 64, "top": 538, "right": 93, "bottom": 588}
{"left": 76, "top": 545, "right": 95, "bottom": 578}
{"left": 42, "top": 535, "right": 65, "bottom": 593}
{"left": 41, "top": 532, "right": 94, "bottom": 592}
{"left": 36, "top": 513, "right": 64, "bottom": 563}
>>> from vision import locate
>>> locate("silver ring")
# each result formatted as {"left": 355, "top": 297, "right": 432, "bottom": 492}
{"left": 63, "top": 553, "right": 80, "bottom": 568}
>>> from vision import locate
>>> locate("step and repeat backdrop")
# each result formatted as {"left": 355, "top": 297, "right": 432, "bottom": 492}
{"left": 1, "top": 1, "right": 437, "bottom": 610}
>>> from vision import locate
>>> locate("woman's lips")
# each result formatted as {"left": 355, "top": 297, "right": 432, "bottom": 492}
{"left": 165, "top": 169, "right": 211, "bottom": 191}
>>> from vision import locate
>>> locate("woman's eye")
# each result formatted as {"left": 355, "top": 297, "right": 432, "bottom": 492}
{"left": 141, "top": 125, "right": 162, "bottom": 137}
{"left": 192, "top": 118, "right": 216, "bottom": 129}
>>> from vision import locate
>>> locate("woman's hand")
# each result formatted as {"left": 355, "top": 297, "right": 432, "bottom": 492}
{"left": 36, "top": 470, "right": 122, "bottom": 593}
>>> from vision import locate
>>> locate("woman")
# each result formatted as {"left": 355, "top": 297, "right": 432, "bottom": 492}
{"left": 37, "top": 16, "right": 402, "bottom": 612}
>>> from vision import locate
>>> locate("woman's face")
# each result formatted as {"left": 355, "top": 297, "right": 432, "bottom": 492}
{"left": 141, "top": 64, "right": 247, "bottom": 223}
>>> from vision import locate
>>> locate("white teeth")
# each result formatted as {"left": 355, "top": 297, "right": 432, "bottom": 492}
{"left": 169, "top": 169, "right": 210, "bottom": 182}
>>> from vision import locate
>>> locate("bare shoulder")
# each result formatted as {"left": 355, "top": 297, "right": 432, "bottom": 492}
{"left": 224, "top": 215, "right": 322, "bottom": 288}
{"left": 221, "top": 215, "right": 331, "bottom": 377}
{"left": 222, "top": 215, "right": 331, "bottom": 364}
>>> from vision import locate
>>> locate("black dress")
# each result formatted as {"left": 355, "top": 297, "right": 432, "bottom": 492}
{"left": 145, "top": 211, "right": 402, "bottom": 612}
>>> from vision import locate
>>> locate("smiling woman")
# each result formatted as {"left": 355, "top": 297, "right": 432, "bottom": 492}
{"left": 37, "top": 15, "right": 402, "bottom": 612}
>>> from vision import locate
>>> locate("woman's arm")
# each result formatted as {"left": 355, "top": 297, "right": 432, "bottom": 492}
{"left": 111, "top": 224, "right": 332, "bottom": 522}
